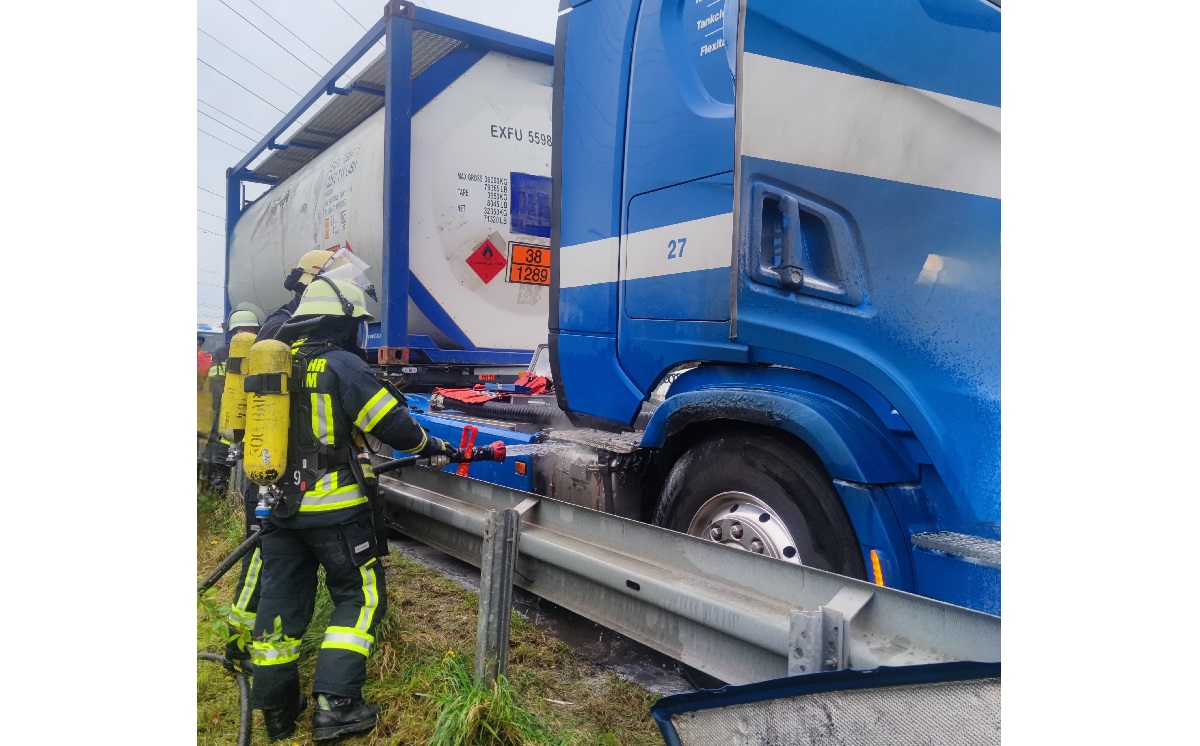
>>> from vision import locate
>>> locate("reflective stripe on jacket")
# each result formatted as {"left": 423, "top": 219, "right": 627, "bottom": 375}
{"left": 287, "top": 335, "right": 427, "bottom": 517}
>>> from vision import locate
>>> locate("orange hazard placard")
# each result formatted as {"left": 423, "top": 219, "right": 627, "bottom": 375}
{"left": 508, "top": 243, "right": 551, "bottom": 286}
{"left": 466, "top": 239, "right": 507, "bottom": 284}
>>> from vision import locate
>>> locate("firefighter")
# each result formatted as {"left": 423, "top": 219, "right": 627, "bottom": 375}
{"left": 222, "top": 249, "right": 338, "bottom": 673}
{"left": 210, "top": 310, "right": 261, "bottom": 413}
{"left": 204, "top": 310, "right": 260, "bottom": 491}
{"left": 258, "top": 249, "right": 336, "bottom": 341}
{"left": 248, "top": 269, "right": 456, "bottom": 741}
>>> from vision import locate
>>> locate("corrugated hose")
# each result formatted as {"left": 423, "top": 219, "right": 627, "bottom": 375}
{"left": 197, "top": 653, "right": 251, "bottom": 746}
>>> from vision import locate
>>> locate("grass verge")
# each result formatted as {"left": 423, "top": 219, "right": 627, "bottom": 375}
{"left": 197, "top": 489, "right": 664, "bottom": 745}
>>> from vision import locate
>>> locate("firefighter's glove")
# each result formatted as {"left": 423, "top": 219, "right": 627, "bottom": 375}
{"left": 420, "top": 435, "right": 460, "bottom": 460}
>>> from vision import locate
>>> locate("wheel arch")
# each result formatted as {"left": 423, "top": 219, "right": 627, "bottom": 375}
{"left": 641, "top": 385, "right": 919, "bottom": 485}
{"left": 640, "top": 417, "right": 829, "bottom": 518}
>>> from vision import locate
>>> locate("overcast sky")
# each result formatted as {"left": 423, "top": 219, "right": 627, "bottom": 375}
{"left": 197, "top": 0, "right": 558, "bottom": 326}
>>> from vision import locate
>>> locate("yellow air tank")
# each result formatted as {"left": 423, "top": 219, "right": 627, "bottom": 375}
{"left": 218, "top": 332, "right": 257, "bottom": 441}
{"left": 244, "top": 340, "right": 292, "bottom": 486}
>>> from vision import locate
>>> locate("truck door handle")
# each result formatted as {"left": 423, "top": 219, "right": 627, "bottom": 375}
{"left": 754, "top": 190, "right": 807, "bottom": 292}
{"left": 747, "top": 181, "right": 862, "bottom": 306}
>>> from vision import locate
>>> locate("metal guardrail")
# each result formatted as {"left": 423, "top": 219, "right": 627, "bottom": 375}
{"left": 377, "top": 466, "right": 1000, "bottom": 686}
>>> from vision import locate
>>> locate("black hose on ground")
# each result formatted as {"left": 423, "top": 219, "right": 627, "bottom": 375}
{"left": 198, "top": 653, "right": 251, "bottom": 746}
{"left": 199, "top": 516, "right": 259, "bottom": 744}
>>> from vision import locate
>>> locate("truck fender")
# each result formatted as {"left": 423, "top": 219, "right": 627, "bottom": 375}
{"left": 640, "top": 387, "right": 918, "bottom": 484}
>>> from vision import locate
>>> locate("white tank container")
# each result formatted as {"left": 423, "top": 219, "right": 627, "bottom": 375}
{"left": 227, "top": 51, "right": 553, "bottom": 354}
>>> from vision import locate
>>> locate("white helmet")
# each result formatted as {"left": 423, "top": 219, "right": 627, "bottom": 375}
{"left": 227, "top": 309, "right": 261, "bottom": 331}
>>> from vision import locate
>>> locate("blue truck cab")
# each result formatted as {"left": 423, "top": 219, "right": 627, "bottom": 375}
{"left": 537, "top": 0, "right": 1000, "bottom": 613}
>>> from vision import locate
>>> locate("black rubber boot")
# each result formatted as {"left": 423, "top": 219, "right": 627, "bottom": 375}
{"left": 311, "top": 693, "right": 379, "bottom": 741}
{"left": 262, "top": 692, "right": 308, "bottom": 742}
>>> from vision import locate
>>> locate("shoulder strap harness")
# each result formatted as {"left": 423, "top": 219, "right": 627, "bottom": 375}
{"left": 281, "top": 340, "right": 352, "bottom": 497}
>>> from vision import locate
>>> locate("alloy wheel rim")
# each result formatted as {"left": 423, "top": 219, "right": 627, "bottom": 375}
{"left": 686, "top": 491, "right": 801, "bottom": 563}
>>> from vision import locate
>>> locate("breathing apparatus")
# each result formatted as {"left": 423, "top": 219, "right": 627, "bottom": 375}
{"left": 218, "top": 332, "right": 257, "bottom": 442}
{"left": 242, "top": 339, "right": 293, "bottom": 517}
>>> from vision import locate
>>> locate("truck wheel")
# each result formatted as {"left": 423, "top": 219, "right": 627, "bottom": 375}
{"left": 653, "top": 432, "right": 866, "bottom": 578}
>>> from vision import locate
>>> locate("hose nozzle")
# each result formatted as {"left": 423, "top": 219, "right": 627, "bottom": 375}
{"left": 463, "top": 441, "right": 506, "bottom": 462}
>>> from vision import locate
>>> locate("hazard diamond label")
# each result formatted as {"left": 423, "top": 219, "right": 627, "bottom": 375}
{"left": 465, "top": 238, "right": 507, "bottom": 284}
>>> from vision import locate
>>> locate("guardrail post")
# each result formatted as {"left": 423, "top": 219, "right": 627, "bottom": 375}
{"left": 789, "top": 587, "right": 875, "bottom": 675}
{"left": 474, "top": 508, "right": 520, "bottom": 686}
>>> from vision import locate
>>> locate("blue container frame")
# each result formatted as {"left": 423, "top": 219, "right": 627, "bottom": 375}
{"left": 223, "top": 1, "right": 553, "bottom": 366}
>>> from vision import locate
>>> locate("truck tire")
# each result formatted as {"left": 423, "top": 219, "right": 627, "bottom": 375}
{"left": 653, "top": 431, "right": 866, "bottom": 578}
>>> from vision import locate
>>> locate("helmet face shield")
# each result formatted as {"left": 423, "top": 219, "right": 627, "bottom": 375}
{"left": 319, "top": 248, "right": 378, "bottom": 302}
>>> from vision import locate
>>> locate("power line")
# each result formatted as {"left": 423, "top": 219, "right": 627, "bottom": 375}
{"left": 214, "top": 0, "right": 322, "bottom": 76}
{"left": 198, "top": 110, "right": 258, "bottom": 143}
{"left": 243, "top": 0, "right": 333, "bottom": 65}
{"left": 198, "top": 28, "right": 304, "bottom": 97}
{"left": 328, "top": 0, "right": 386, "bottom": 55}
{"left": 198, "top": 58, "right": 287, "bottom": 114}
{"left": 330, "top": 0, "right": 367, "bottom": 30}
{"left": 198, "top": 99, "right": 266, "bottom": 138}
{"left": 199, "top": 127, "right": 249, "bottom": 152}
{"left": 198, "top": 186, "right": 225, "bottom": 200}
{"left": 198, "top": 209, "right": 226, "bottom": 221}
{"left": 198, "top": 227, "right": 226, "bottom": 236}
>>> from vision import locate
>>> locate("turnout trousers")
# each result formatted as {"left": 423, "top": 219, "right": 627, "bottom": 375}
{"left": 249, "top": 509, "right": 387, "bottom": 709}
{"left": 224, "top": 482, "right": 263, "bottom": 663}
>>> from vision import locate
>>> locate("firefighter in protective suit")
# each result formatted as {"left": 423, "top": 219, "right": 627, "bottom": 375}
{"left": 248, "top": 267, "right": 457, "bottom": 741}
{"left": 204, "top": 310, "right": 260, "bottom": 492}
{"left": 223, "top": 249, "right": 337, "bottom": 672}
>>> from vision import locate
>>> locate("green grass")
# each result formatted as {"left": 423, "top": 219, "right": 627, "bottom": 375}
{"left": 428, "top": 655, "right": 572, "bottom": 746}
{"left": 197, "top": 490, "right": 664, "bottom": 745}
